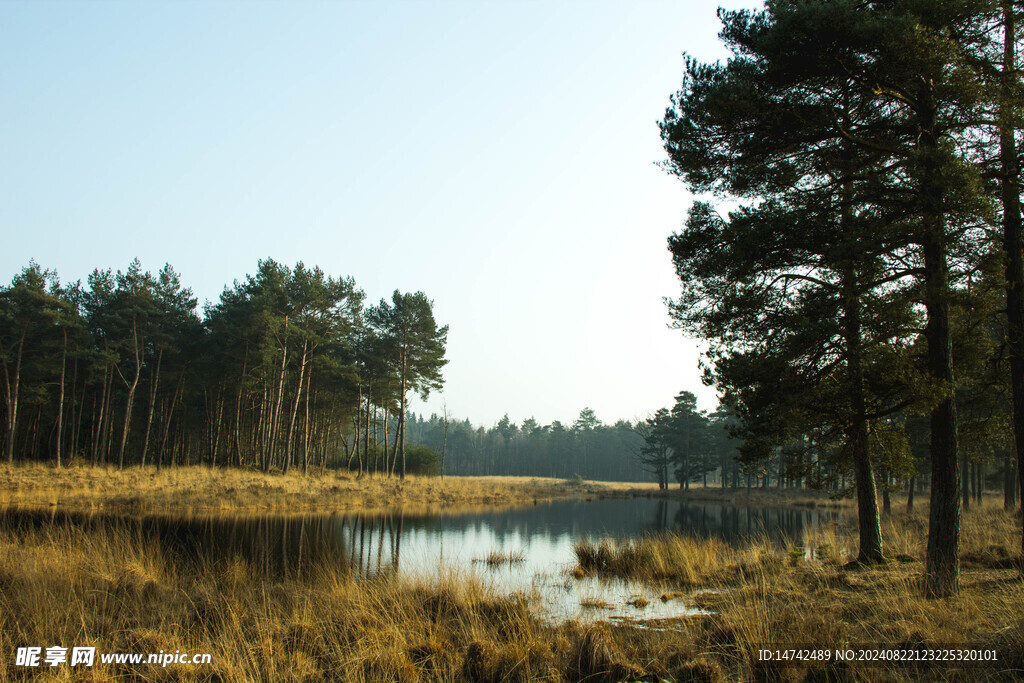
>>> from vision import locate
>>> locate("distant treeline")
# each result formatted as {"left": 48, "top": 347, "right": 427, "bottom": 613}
{"left": 403, "top": 404, "right": 744, "bottom": 485}
{"left": 0, "top": 259, "right": 447, "bottom": 478}
{"left": 405, "top": 408, "right": 650, "bottom": 481}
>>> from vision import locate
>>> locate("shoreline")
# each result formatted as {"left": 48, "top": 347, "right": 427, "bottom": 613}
{"left": 0, "top": 464, "right": 850, "bottom": 515}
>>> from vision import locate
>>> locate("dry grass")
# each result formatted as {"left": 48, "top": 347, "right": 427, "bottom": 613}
{"left": 0, "top": 463, "right": 636, "bottom": 514}
{"left": 478, "top": 549, "right": 527, "bottom": 567}
{"left": 0, "top": 463, "right": 851, "bottom": 514}
{"left": 1, "top": 496, "right": 1021, "bottom": 681}
{"left": 0, "top": 521, "right": 692, "bottom": 683}
{"left": 568, "top": 501, "right": 1024, "bottom": 681}
{"left": 574, "top": 534, "right": 777, "bottom": 587}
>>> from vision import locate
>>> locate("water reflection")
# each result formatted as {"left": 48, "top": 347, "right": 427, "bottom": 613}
{"left": 2, "top": 498, "right": 841, "bottom": 622}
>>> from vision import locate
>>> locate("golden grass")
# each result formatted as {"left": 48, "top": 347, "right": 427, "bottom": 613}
{"left": 0, "top": 463, "right": 639, "bottom": 514}
{"left": 1, "top": 496, "right": 1021, "bottom": 681}
{"left": 0, "top": 463, "right": 850, "bottom": 515}
{"left": 478, "top": 549, "right": 526, "bottom": 567}
{"left": 568, "top": 501, "right": 1024, "bottom": 681}
{"left": 574, "top": 534, "right": 773, "bottom": 587}
{"left": 0, "top": 521, "right": 682, "bottom": 682}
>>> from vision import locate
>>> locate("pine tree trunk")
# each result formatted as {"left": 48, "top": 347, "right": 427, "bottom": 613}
{"left": 140, "top": 347, "right": 162, "bottom": 467}
{"left": 98, "top": 368, "right": 114, "bottom": 465}
{"left": 440, "top": 415, "right": 448, "bottom": 479}
{"left": 256, "top": 386, "right": 268, "bottom": 470}
{"left": 399, "top": 360, "right": 407, "bottom": 480}
{"left": 2, "top": 329, "right": 26, "bottom": 464}
{"left": 302, "top": 371, "right": 313, "bottom": 474}
{"left": 55, "top": 328, "right": 67, "bottom": 467}
{"left": 71, "top": 356, "right": 82, "bottom": 460}
{"left": 353, "top": 384, "right": 362, "bottom": 473}
{"left": 267, "top": 319, "right": 289, "bottom": 472}
{"left": 922, "top": 199, "right": 961, "bottom": 598}
{"left": 284, "top": 339, "right": 308, "bottom": 474}
{"left": 117, "top": 319, "right": 143, "bottom": 469}
{"left": 997, "top": 0, "right": 1024, "bottom": 576}
{"left": 211, "top": 388, "right": 225, "bottom": 467}
{"left": 234, "top": 343, "right": 248, "bottom": 467}
{"left": 158, "top": 373, "right": 184, "bottom": 470}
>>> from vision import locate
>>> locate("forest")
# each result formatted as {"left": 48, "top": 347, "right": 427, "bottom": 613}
{"left": 0, "top": 258, "right": 448, "bottom": 479}
{"left": 404, "top": 400, "right": 740, "bottom": 483}
{"left": 658, "top": 0, "right": 1024, "bottom": 596}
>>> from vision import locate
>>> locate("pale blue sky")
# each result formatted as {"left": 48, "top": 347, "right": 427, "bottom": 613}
{"left": 1, "top": 0, "right": 760, "bottom": 427}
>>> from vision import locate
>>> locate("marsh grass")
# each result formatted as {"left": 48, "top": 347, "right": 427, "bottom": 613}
{"left": 1, "top": 500, "right": 1021, "bottom": 681}
{"left": 569, "top": 502, "right": 1024, "bottom": 681}
{"left": 0, "top": 464, "right": 636, "bottom": 514}
{"left": 0, "top": 463, "right": 848, "bottom": 514}
{"left": 573, "top": 534, "right": 773, "bottom": 587}
{"left": 478, "top": 549, "right": 526, "bottom": 567}
{"left": 0, "top": 521, "right": 689, "bottom": 683}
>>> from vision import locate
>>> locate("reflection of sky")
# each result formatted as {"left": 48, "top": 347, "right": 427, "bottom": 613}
{"left": 3, "top": 498, "right": 842, "bottom": 624}
{"left": 329, "top": 498, "right": 842, "bottom": 622}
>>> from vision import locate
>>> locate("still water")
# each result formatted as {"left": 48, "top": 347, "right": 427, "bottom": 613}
{"left": 3, "top": 497, "right": 841, "bottom": 623}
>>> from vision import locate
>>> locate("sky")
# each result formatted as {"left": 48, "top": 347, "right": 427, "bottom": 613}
{"left": 1, "top": 0, "right": 762, "bottom": 428}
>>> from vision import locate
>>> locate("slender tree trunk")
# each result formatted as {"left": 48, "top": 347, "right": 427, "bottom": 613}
{"left": 908, "top": 477, "right": 915, "bottom": 512}
{"left": 55, "top": 328, "right": 67, "bottom": 467}
{"left": 2, "top": 330, "right": 27, "bottom": 464}
{"left": 399, "top": 355, "right": 408, "bottom": 479}
{"left": 385, "top": 410, "right": 394, "bottom": 478}
{"left": 71, "top": 355, "right": 82, "bottom": 460}
{"left": 140, "top": 347, "right": 162, "bottom": 467}
{"left": 256, "top": 386, "right": 268, "bottom": 470}
{"left": 211, "top": 387, "right": 225, "bottom": 467}
{"left": 158, "top": 372, "right": 184, "bottom": 470}
{"left": 373, "top": 401, "right": 380, "bottom": 474}
{"left": 267, "top": 317, "right": 289, "bottom": 472}
{"left": 117, "top": 320, "right": 143, "bottom": 468}
{"left": 352, "top": 384, "right": 362, "bottom": 474}
{"left": 364, "top": 381, "right": 372, "bottom": 474}
{"left": 440, "top": 411, "right": 448, "bottom": 480}
{"left": 322, "top": 421, "right": 332, "bottom": 472}
{"left": 103, "top": 383, "right": 115, "bottom": 464}
{"left": 98, "top": 367, "right": 114, "bottom": 465}
{"left": 302, "top": 372, "right": 313, "bottom": 473}
{"left": 234, "top": 344, "right": 248, "bottom": 467}
{"left": 284, "top": 338, "right": 308, "bottom": 474}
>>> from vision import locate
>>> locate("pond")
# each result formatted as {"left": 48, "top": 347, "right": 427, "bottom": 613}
{"left": 2, "top": 497, "right": 843, "bottom": 624}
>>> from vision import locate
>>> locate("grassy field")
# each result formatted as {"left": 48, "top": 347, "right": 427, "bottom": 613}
{"left": 0, "top": 464, "right": 656, "bottom": 514}
{"left": 0, "top": 463, "right": 850, "bottom": 515}
{"left": 0, "top": 498, "right": 1020, "bottom": 681}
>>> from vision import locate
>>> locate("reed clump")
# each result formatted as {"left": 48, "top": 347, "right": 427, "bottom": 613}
{"left": 479, "top": 548, "right": 526, "bottom": 567}
{"left": 573, "top": 533, "right": 772, "bottom": 586}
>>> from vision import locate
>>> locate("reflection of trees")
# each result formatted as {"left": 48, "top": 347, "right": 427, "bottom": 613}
{"left": 670, "top": 503, "right": 840, "bottom": 545}
{"left": 2, "top": 501, "right": 846, "bottom": 582}
{"left": 341, "top": 512, "right": 405, "bottom": 576}
{"left": 0, "top": 509, "right": 414, "bottom": 580}
{"left": 172, "top": 512, "right": 417, "bottom": 579}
